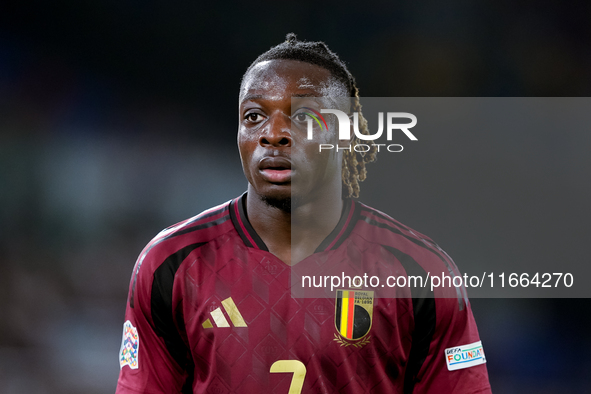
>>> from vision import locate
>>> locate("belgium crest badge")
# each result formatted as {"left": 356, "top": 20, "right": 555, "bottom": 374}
{"left": 334, "top": 289, "right": 373, "bottom": 348}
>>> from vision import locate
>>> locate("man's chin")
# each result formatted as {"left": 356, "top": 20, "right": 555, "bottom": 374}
{"left": 261, "top": 195, "right": 293, "bottom": 213}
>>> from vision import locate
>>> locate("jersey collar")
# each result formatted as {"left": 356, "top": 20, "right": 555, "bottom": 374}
{"left": 229, "top": 192, "right": 360, "bottom": 253}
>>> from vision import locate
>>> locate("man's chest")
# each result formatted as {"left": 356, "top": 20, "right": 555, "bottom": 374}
{"left": 174, "top": 247, "right": 414, "bottom": 392}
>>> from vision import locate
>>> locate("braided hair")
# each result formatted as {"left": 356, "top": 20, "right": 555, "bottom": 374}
{"left": 242, "top": 33, "right": 377, "bottom": 198}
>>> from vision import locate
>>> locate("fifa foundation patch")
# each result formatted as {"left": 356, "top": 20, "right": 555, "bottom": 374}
{"left": 445, "top": 340, "right": 486, "bottom": 371}
{"left": 119, "top": 320, "right": 139, "bottom": 369}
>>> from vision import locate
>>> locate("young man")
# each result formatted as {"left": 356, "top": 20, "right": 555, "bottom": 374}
{"left": 116, "top": 34, "right": 492, "bottom": 393}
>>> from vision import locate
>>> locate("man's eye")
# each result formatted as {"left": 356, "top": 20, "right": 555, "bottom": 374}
{"left": 294, "top": 113, "right": 308, "bottom": 122}
{"left": 245, "top": 113, "right": 264, "bottom": 122}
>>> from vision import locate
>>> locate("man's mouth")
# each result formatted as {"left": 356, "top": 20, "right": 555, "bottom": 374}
{"left": 259, "top": 157, "right": 292, "bottom": 183}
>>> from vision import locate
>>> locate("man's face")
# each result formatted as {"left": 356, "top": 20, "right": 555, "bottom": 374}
{"left": 238, "top": 59, "right": 346, "bottom": 207}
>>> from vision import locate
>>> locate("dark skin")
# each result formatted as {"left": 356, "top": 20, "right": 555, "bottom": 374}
{"left": 238, "top": 59, "right": 349, "bottom": 265}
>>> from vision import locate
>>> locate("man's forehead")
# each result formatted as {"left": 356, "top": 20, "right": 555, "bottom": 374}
{"left": 246, "top": 59, "right": 332, "bottom": 83}
{"left": 239, "top": 59, "right": 349, "bottom": 102}
{"left": 241, "top": 92, "right": 324, "bottom": 102}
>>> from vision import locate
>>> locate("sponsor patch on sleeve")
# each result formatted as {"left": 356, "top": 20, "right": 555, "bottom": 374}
{"left": 119, "top": 320, "right": 139, "bottom": 369}
{"left": 444, "top": 340, "right": 486, "bottom": 371}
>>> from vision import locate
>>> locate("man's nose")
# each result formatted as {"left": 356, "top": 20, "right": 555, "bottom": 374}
{"left": 259, "top": 113, "right": 292, "bottom": 147}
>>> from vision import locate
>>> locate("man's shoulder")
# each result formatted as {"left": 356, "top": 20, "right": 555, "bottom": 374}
{"left": 354, "top": 201, "right": 439, "bottom": 248}
{"left": 159, "top": 200, "right": 234, "bottom": 241}
{"left": 136, "top": 199, "right": 236, "bottom": 272}
{"left": 352, "top": 200, "right": 462, "bottom": 274}
{"left": 354, "top": 201, "right": 467, "bottom": 307}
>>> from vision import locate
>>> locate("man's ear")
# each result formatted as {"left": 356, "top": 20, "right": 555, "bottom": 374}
{"left": 337, "top": 115, "right": 355, "bottom": 148}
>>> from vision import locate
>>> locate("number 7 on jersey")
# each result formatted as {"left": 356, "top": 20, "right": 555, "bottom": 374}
{"left": 270, "top": 360, "right": 307, "bottom": 394}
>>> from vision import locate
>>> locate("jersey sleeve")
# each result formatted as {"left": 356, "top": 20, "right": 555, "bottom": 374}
{"left": 409, "top": 296, "right": 492, "bottom": 393}
{"left": 395, "top": 230, "right": 492, "bottom": 393}
{"left": 116, "top": 243, "right": 191, "bottom": 394}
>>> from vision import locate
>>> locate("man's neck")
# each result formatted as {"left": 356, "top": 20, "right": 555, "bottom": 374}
{"left": 245, "top": 188, "right": 344, "bottom": 266}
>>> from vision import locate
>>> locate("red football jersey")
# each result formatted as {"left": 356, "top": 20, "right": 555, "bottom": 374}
{"left": 116, "top": 193, "right": 491, "bottom": 393}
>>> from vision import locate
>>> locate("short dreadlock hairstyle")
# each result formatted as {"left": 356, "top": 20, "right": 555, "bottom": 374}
{"left": 242, "top": 33, "right": 377, "bottom": 199}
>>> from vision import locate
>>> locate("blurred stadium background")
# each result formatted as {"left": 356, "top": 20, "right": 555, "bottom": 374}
{"left": 1, "top": 1, "right": 590, "bottom": 393}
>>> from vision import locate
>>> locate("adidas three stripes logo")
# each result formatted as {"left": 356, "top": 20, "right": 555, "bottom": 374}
{"left": 202, "top": 297, "right": 247, "bottom": 328}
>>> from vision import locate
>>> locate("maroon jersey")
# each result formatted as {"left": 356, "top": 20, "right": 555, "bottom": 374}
{"left": 116, "top": 193, "right": 491, "bottom": 393}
